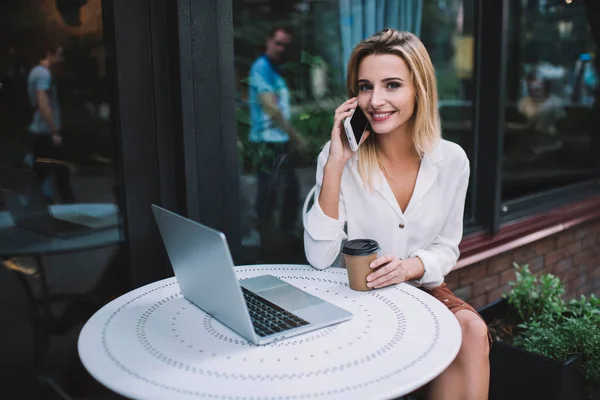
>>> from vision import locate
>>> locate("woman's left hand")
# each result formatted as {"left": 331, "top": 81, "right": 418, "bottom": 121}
{"left": 366, "top": 255, "right": 409, "bottom": 289}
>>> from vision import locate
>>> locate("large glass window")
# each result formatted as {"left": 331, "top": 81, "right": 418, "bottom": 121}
{"left": 503, "top": 0, "right": 599, "bottom": 201}
{"left": 0, "top": 1, "right": 126, "bottom": 398}
{"left": 233, "top": 0, "right": 477, "bottom": 264}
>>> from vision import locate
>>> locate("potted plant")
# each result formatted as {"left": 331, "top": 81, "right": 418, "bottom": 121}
{"left": 479, "top": 264, "right": 600, "bottom": 400}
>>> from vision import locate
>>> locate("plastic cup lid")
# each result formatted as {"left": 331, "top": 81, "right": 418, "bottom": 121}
{"left": 342, "top": 239, "right": 380, "bottom": 256}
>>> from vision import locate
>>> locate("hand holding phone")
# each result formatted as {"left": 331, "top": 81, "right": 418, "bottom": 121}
{"left": 328, "top": 98, "right": 369, "bottom": 167}
{"left": 343, "top": 105, "right": 369, "bottom": 152}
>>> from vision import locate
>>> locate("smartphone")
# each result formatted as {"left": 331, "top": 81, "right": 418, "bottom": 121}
{"left": 343, "top": 106, "right": 369, "bottom": 152}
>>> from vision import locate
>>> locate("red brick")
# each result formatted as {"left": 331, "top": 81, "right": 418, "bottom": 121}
{"left": 556, "top": 231, "right": 576, "bottom": 247}
{"left": 575, "top": 227, "right": 594, "bottom": 240}
{"left": 582, "top": 236, "right": 597, "bottom": 250}
{"left": 445, "top": 271, "right": 460, "bottom": 290}
{"left": 535, "top": 238, "right": 556, "bottom": 255}
{"left": 571, "top": 275, "right": 588, "bottom": 289}
{"left": 514, "top": 248, "right": 537, "bottom": 263}
{"left": 500, "top": 269, "right": 517, "bottom": 286}
{"left": 453, "top": 285, "right": 473, "bottom": 301}
{"left": 545, "top": 250, "right": 565, "bottom": 266}
{"left": 580, "top": 283, "right": 593, "bottom": 295}
{"left": 554, "top": 259, "right": 573, "bottom": 275}
{"left": 564, "top": 242, "right": 581, "bottom": 257}
{"left": 473, "top": 275, "right": 500, "bottom": 297}
{"left": 487, "top": 284, "right": 512, "bottom": 303}
{"left": 469, "top": 294, "right": 487, "bottom": 310}
{"left": 528, "top": 256, "right": 545, "bottom": 273}
{"left": 589, "top": 267, "right": 600, "bottom": 281}
{"left": 574, "top": 251, "right": 594, "bottom": 266}
{"left": 592, "top": 276, "right": 600, "bottom": 289}
{"left": 487, "top": 255, "right": 512, "bottom": 275}
{"left": 565, "top": 291, "right": 578, "bottom": 301}
{"left": 562, "top": 268, "right": 577, "bottom": 284}
{"left": 460, "top": 265, "right": 487, "bottom": 286}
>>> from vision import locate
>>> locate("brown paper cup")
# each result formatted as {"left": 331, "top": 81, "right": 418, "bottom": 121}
{"left": 342, "top": 239, "right": 380, "bottom": 291}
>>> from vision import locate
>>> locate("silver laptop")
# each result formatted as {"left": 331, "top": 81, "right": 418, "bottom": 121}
{"left": 151, "top": 205, "right": 353, "bottom": 345}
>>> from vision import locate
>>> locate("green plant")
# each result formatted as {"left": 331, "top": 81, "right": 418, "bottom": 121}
{"left": 291, "top": 108, "right": 334, "bottom": 159}
{"left": 505, "top": 264, "right": 600, "bottom": 395}
{"left": 515, "top": 315, "right": 600, "bottom": 384}
{"left": 506, "top": 263, "right": 566, "bottom": 323}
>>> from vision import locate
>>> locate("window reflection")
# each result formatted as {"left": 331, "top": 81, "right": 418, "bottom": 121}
{"left": 503, "top": 0, "right": 599, "bottom": 201}
{"left": 234, "top": 0, "right": 476, "bottom": 264}
{"left": 0, "top": 1, "right": 126, "bottom": 398}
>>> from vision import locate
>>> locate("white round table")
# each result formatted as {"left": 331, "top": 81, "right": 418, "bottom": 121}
{"left": 78, "top": 265, "right": 462, "bottom": 400}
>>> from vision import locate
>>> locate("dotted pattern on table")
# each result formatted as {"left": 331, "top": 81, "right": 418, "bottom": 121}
{"left": 98, "top": 266, "right": 442, "bottom": 399}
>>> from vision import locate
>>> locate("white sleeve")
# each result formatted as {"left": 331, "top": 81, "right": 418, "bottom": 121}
{"left": 303, "top": 143, "right": 348, "bottom": 270}
{"left": 410, "top": 158, "right": 470, "bottom": 288}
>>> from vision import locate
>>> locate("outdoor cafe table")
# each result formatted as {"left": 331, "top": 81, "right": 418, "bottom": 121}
{"left": 78, "top": 264, "right": 462, "bottom": 400}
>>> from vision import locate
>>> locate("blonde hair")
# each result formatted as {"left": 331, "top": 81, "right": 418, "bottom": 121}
{"left": 346, "top": 28, "right": 441, "bottom": 186}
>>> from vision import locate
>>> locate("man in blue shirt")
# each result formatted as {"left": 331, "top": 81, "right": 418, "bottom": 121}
{"left": 27, "top": 44, "right": 75, "bottom": 203}
{"left": 248, "top": 26, "right": 306, "bottom": 257}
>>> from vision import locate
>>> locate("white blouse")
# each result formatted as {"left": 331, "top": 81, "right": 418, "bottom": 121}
{"left": 303, "top": 139, "right": 470, "bottom": 289}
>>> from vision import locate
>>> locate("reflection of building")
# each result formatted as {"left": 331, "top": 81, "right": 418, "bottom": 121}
{"left": 0, "top": 0, "right": 104, "bottom": 75}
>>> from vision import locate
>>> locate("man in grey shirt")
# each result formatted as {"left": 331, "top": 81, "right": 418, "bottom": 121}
{"left": 27, "top": 44, "right": 75, "bottom": 203}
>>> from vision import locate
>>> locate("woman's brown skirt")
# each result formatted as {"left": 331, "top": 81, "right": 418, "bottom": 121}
{"left": 419, "top": 282, "right": 493, "bottom": 347}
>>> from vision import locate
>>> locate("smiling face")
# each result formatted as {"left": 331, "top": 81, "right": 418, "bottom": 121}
{"left": 356, "top": 54, "right": 415, "bottom": 136}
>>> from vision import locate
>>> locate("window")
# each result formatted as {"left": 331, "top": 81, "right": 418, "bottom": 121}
{"left": 0, "top": 0, "right": 118, "bottom": 207}
{"left": 502, "top": 0, "right": 599, "bottom": 201}
{"left": 0, "top": 2, "right": 128, "bottom": 397}
{"left": 232, "top": 0, "right": 477, "bottom": 264}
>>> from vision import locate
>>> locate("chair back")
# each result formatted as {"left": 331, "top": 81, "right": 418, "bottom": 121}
{"left": 302, "top": 185, "right": 317, "bottom": 229}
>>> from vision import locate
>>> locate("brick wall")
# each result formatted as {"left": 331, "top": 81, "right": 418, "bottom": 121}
{"left": 446, "top": 219, "right": 600, "bottom": 310}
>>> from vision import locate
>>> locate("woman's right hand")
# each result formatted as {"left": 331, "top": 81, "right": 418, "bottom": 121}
{"left": 328, "top": 97, "right": 361, "bottom": 167}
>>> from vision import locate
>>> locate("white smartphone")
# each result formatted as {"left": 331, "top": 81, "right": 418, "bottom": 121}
{"left": 343, "top": 106, "right": 369, "bottom": 152}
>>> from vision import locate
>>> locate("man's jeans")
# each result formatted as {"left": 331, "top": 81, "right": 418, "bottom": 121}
{"left": 29, "top": 133, "right": 76, "bottom": 203}
{"left": 255, "top": 142, "right": 300, "bottom": 234}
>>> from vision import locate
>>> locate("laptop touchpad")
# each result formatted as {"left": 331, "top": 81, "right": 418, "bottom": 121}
{"left": 258, "top": 285, "right": 324, "bottom": 311}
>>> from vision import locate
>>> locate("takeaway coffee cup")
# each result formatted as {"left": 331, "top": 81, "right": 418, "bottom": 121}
{"left": 342, "top": 239, "right": 380, "bottom": 291}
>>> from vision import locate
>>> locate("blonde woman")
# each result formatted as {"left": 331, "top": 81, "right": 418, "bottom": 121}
{"left": 304, "top": 29, "right": 491, "bottom": 399}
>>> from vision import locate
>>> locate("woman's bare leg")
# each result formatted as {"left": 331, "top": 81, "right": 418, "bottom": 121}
{"left": 427, "top": 309, "right": 490, "bottom": 400}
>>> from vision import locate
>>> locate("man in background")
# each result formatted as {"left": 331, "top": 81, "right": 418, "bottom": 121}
{"left": 27, "top": 43, "right": 76, "bottom": 203}
{"left": 248, "top": 25, "right": 306, "bottom": 260}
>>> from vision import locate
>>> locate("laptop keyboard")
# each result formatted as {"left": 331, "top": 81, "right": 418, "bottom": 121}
{"left": 241, "top": 287, "right": 309, "bottom": 337}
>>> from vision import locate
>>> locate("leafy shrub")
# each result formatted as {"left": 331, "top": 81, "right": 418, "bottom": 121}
{"left": 505, "top": 264, "right": 600, "bottom": 394}
{"left": 506, "top": 264, "right": 566, "bottom": 323}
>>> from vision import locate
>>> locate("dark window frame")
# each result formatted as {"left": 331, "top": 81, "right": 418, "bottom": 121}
{"left": 470, "top": 0, "right": 600, "bottom": 234}
{"left": 102, "top": 0, "right": 188, "bottom": 287}
{"left": 175, "top": 0, "right": 242, "bottom": 260}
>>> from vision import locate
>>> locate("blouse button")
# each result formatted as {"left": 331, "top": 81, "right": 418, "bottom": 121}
{"left": 398, "top": 223, "right": 405, "bottom": 229}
